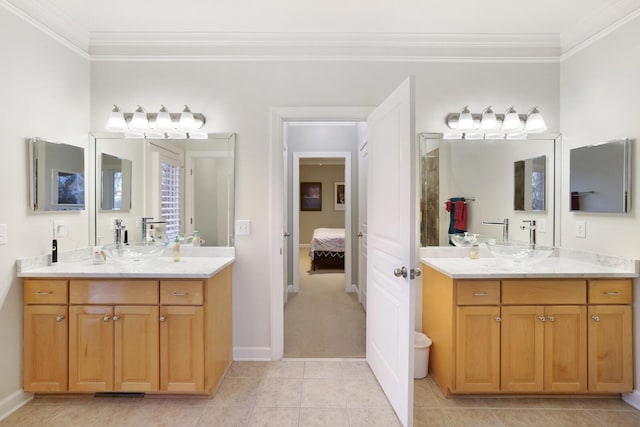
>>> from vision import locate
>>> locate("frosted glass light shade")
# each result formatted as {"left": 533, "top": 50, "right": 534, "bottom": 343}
{"left": 457, "top": 105, "right": 475, "bottom": 130}
{"left": 105, "top": 106, "right": 127, "bottom": 131}
{"left": 502, "top": 106, "right": 522, "bottom": 131}
{"left": 480, "top": 106, "right": 498, "bottom": 130}
{"left": 179, "top": 105, "right": 195, "bottom": 129}
{"left": 524, "top": 107, "right": 547, "bottom": 133}
{"left": 130, "top": 106, "right": 148, "bottom": 129}
{"left": 154, "top": 105, "right": 173, "bottom": 130}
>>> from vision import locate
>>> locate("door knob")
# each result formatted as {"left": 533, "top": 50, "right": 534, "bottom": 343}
{"left": 538, "top": 316, "right": 546, "bottom": 322}
{"left": 112, "top": 315, "right": 120, "bottom": 321}
{"left": 284, "top": 232, "right": 290, "bottom": 237}
{"left": 591, "top": 315, "right": 600, "bottom": 322}
{"left": 394, "top": 266, "right": 408, "bottom": 278}
{"left": 357, "top": 232, "right": 363, "bottom": 237}
{"left": 547, "top": 315, "right": 555, "bottom": 322}
{"left": 160, "top": 316, "right": 166, "bottom": 322}
{"left": 103, "top": 315, "right": 111, "bottom": 322}
{"left": 56, "top": 315, "right": 65, "bottom": 322}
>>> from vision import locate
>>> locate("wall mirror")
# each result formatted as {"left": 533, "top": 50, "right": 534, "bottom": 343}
{"left": 29, "top": 137, "right": 85, "bottom": 211}
{"left": 569, "top": 138, "right": 630, "bottom": 213}
{"left": 100, "top": 153, "right": 132, "bottom": 211}
{"left": 90, "top": 133, "right": 236, "bottom": 246}
{"left": 514, "top": 155, "right": 546, "bottom": 212}
{"left": 419, "top": 133, "right": 559, "bottom": 247}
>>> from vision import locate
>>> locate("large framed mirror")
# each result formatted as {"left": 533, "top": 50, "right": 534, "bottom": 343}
{"left": 569, "top": 138, "right": 631, "bottom": 213}
{"left": 29, "top": 137, "right": 85, "bottom": 211}
{"left": 419, "top": 133, "right": 560, "bottom": 247}
{"left": 89, "top": 133, "right": 236, "bottom": 247}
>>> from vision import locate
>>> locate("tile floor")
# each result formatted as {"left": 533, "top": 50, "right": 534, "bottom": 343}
{"left": 1, "top": 360, "right": 639, "bottom": 427}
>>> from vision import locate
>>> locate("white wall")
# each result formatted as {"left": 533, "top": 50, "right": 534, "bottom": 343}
{"left": 0, "top": 6, "right": 89, "bottom": 410}
{"left": 560, "top": 15, "right": 640, "bottom": 404}
{"left": 560, "top": 16, "right": 640, "bottom": 256}
{"left": 90, "top": 60, "right": 559, "bottom": 356}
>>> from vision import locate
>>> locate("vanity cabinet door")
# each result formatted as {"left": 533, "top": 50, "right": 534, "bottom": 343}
{"left": 501, "top": 306, "right": 544, "bottom": 392}
{"left": 455, "top": 306, "right": 501, "bottom": 393}
{"left": 114, "top": 305, "right": 159, "bottom": 392}
{"left": 23, "top": 305, "right": 68, "bottom": 392}
{"left": 544, "top": 306, "right": 587, "bottom": 392}
{"left": 588, "top": 305, "right": 633, "bottom": 392}
{"left": 160, "top": 305, "right": 204, "bottom": 392}
{"left": 69, "top": 306, "right": 114, "bottom": 391}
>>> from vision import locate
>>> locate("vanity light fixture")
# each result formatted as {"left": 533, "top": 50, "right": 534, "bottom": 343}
{"left": 523, "top": 106, "right": 547, "bottom": 133}
{"left": 104, "top": 104, "right": 206, "bottom": 139}
{"left": 105, "top": 105, "right": 127, "bottom": 131}
{"left": 445, "top": 105, "right": 547, "bottom": 140}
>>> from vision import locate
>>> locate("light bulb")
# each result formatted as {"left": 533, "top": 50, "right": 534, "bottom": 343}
{"left": 154, "top": 105, "right": 173, "bottom": 130}
{"left": 105, "top": 105, "right": 127, "bottom": 131}
{"left": 502, "top": 106, "right": 522, "bottom": 131}
{"left": 480, "top": 106, "right": 498, "bottom": 130}
{"left": 457, "top": 105, "right": 475, "bottom": 130}
{"left": 179, "top": 105, "right": 195, "bottom": 129}
{"left": 524, "top": 107, "right": 547, "bottom": 133}
{"left": 130, "top": 105, "right": 149, "bottom": 130}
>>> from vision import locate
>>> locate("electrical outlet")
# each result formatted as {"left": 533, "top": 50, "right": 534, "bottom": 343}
{"left": 0, "top": 224, "right": 7, "bottom": 245}
{"left": 575, "top": 220, "right": 586, "bottom": 238}
{"left": 537, "top": 219, "right": 546, "bottom": 233}
{"left": 53, "top": 220, "right": 65, "bottom": 238}
{"left": 235, "top": 220, "right": 251, "bottom": 236}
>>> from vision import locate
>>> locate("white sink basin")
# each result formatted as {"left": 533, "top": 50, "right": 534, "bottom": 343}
{"left": 486, "top": 240, "right": 554, "bottom": 264}
{"left": 103, "top": 241, "right": 168, "bottom": 263}
{"left": 450, "top": 233, "right": 497, "bottom": 247}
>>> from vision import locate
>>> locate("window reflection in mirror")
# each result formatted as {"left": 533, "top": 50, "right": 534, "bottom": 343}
{"left": 100, "top": 153, "right": 132, "bottom": 211}
{"left": 91, "top": 134, "right": 235, "bottom": 247}
{"left": 29, "top": 137, "right": 85, "bottom": 211}
{"left": 514, "top": 155, "right": 546, "bottom": 212}
{"left": 569, "top": 139, "right": 630, "bottom": 213}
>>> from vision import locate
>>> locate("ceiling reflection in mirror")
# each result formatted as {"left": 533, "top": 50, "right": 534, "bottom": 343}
{"left": 419, "top": 133, "right": 558, "bottom": 248}
{"left": 90, "top": 133, "right": 236, "bottom": 247}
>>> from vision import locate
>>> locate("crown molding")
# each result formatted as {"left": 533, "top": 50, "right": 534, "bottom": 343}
{"left": 3, "top": 0, "right": 89, "bottom": 54}
{"left": 2, "top": 0, "right": 639, "bottom": 62}
{"left": 88, "top": 32, "right": 561, "bottom": 62}
{"left": 560, "top": 0, "right": 640, "bottom": 54}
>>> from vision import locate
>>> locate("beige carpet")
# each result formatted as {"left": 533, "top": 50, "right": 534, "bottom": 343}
{"left": 284, "top": 249, "right": 366, "bottom": 358}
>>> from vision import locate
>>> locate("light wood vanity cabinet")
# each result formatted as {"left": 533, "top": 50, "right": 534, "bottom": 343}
{"left": 423, "top": 265, "right": 633, "bottom": 396}
{"left": 23, "top": 279, "right": 69, "bottom": 392}
{"left": 22, "top": 266, "right": 233, "bottom": 395}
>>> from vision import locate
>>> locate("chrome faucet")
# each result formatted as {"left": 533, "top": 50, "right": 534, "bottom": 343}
{"left": 114, "top": 218, "right": 124, "bottom": 247}
{"left": 141, "top": 217, "right": 166, "bottom": 242}
{"left": 521, "top": 220, "right": 537, "bottom": 247}
{"left": 481, "top": 218, "right": 509, "bottom": 241}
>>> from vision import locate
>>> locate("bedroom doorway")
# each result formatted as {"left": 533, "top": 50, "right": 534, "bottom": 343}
{"left": 283, "top": 122, "right": 366, "bottom": 358}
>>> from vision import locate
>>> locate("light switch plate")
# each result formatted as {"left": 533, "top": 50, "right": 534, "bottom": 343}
{"left": 537, "top": 219, "right": 546, "bottom": 233}
{"left": 0, "top": 224, "right": 7, "bottom": 245}
{"left": 575, "top": 220, "right": 586, "bottom": 238}
{"left": 235, "top": 220, "right": 251, "bottom": 236}
{"left": 53, "top": 220, "right": 65, "bottom": 238}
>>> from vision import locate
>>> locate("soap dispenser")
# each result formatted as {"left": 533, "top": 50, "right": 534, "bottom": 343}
{"left": 469, "top": 234, "right": 480, "bottom": 259}
{"left": 173, "top": 235, "right": 181, "bottom": 262}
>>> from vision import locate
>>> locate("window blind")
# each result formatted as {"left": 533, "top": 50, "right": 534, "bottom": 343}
{"left": 160, "top": 161, "right": 180, "bottom": 240}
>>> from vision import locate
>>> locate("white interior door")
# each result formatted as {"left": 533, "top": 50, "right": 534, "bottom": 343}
{"left": 366, "top": 77, "right": 416, "bottom": 427}
{"left": 358, "top": 139, "right": 368, "bottom": 310}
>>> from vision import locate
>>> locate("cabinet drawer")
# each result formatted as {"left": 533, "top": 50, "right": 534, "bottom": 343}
{"left": 589, "top": 280, "right": 632, "bottom": 304}
{"left": 70, "top": 280, "right": 158, "bottom": 304}
{"left": 456, "top": 280, "right": 500, "bottom": 305}
{"left": 502, "top": 280, "right": 586, "bottom": 305}
{"left": 24, "top": 279, "right": 68, "bottom": 304}
{"left": 160, "top": 281, "right": 203, "bottom": 305}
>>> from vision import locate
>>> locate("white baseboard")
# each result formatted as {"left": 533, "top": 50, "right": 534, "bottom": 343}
{"left": 0, "top": 390, "right": 33, "bottom": 422}
{"left": 233, "top": 346, "right": 274, "bottom": 361}
{"left": 623, "top": 390, "right": 640, "bottom": 410}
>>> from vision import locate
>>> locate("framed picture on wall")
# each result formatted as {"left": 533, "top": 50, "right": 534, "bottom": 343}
{"left": 334, "top": 182, "right": 345, "bottom": 211}
{"left": 300, "top": 182, "right": 322, "bottom": 211}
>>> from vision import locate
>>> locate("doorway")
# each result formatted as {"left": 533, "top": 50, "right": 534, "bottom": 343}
{"left": 284, "top": 149, "right": 364, "bottom": 357}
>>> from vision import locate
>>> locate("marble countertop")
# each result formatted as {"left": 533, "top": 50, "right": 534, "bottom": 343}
{"left": 420, "top": 247, "right": 639, "bottom": 279}
{"left": 16, "top": 247, "right": 235, "bottom": 279}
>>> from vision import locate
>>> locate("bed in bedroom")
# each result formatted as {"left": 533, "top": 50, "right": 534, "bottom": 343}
{"left": 310, "top": 228, "right": 345, "bottom": 271}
